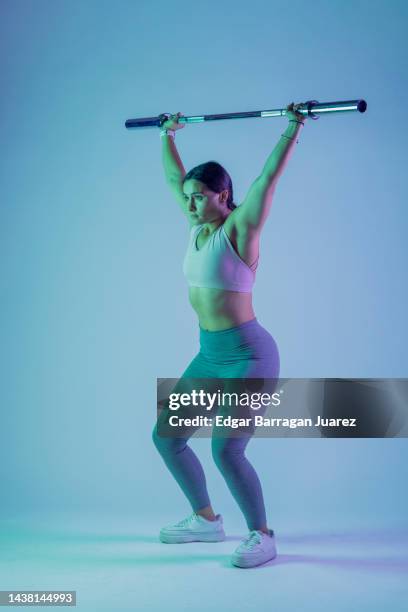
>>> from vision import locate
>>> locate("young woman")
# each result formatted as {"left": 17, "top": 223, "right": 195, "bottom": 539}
{"left": 152, "top": 103, "right": 305, "bottom": 568}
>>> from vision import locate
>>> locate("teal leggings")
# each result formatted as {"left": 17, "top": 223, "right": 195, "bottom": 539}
{"left": 152, "top": 317, "right": 280, "bottom": 531}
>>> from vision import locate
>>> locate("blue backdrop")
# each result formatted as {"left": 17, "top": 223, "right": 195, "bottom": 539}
{"left": 1, "top": 0, "right": 407, "bottom": 534}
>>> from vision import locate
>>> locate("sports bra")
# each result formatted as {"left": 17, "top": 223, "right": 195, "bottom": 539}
{"left": 182, "top": 223, "right": 258, "bottom": 293}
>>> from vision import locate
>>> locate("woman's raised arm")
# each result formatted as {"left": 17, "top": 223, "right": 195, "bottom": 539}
{"left": 161, "top": 112, "right": 186, "bottom": 183}
{"left": 258, "top": 102, "right": 305, "bottom": 185}
{"left": 232, "top": 103, "right": 306, "bottom": 232}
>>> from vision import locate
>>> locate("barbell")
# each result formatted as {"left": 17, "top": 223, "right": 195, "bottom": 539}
{"left": 125, "top": 98, "right": 367, "bottom": 130}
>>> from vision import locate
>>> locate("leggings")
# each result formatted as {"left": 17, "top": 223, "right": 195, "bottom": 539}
{"left": 152, "top": 317, "right": 280, "bottom": 531}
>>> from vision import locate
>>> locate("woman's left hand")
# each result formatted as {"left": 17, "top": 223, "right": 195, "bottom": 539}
{"left": 286, "top": 101, "right": 305, "bottom": 124}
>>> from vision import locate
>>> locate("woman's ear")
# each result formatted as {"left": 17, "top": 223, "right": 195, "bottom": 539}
{"left": 219, "top": 189, "right": 229, "bottom": 204}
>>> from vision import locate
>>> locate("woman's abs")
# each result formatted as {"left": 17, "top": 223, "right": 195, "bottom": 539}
{"left": 188, "top": 287, "right": 255, "bottom": 331}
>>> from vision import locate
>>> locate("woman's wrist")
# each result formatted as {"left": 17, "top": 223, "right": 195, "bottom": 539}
{"left": 287, "top": 120, "right": 303, "bottom": 127}
{"left": 280, "top": 119, "right": 304, "bottom": 144}
{"left": 284, "top": 121, "right": 302, "bottom": 136}
{"left": 160, "top": 128, "right": 175, "bottom": 139}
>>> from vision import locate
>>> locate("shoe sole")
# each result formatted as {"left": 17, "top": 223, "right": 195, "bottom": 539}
{"left": 160, "top": 530, "right": 226, "bottom": 544}
{"left": 231, "top": 550, "right": 277, "bottom": 568}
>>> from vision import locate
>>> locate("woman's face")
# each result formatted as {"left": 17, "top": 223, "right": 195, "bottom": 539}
{"left": 182, "top": 179, "right": 229, "bottom": 223}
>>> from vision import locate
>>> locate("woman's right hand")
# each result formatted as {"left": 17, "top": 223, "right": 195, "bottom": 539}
{"left": 162, "top": 112, "right": 186, "bottom": 131}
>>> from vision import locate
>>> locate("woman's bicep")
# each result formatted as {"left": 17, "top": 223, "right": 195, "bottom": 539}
{"left": 166, "top": 177, "right": 191, "bottom": 219}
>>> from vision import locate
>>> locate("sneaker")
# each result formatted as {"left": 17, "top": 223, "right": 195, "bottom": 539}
{"left": 231, "top": 529, "right": 277, "bottom": 568}
{"left": 159, "top": 512, "right": 225, "bottom": 543}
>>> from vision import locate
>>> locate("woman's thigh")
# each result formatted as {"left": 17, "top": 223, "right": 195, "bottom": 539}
{"left": 155, "top": 352, "right": 218, "bottom": 443}
{"left": 155, "top": 320, "right": 280, "bottom": 442}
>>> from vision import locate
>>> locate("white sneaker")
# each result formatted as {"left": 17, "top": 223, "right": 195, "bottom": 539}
{"left": 231, "top": 529, "right": 277, "bottom": 568}
{"left": 159, "top": 512, "right": 226, "bottom": 543}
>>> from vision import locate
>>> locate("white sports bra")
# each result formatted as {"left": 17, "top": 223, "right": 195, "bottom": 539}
{"left": 182, "top": 223, "right": 258, "bottom": 293}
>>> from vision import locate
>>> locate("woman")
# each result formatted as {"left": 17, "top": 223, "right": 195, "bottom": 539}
{"left": 152, "top": 103, "right": 305, "bottom": 568}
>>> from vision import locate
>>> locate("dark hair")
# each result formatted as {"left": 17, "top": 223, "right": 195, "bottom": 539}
{"left": 182, "top": 161, "right": 237, "bottom": 210}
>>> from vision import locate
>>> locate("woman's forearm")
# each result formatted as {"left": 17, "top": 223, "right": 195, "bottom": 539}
{"left": 161, "top": 134, "right": 186, "bottom": 183}
{"left": 259, "top": 122, "right": 304, "bottom": 183}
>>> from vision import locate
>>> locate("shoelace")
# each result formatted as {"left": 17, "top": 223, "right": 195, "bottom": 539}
{"left": 240, "top": 530, "right": 263, "bottom": 550}
{"left": 175, "top": 512, "right": 197, "bottom": 528}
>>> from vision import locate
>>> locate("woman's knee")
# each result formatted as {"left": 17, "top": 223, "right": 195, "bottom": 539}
{"left": 152, "top": 424, "right": 186, "bottom": 456}
{"left": 211, "top": 436, "right": 247, "bottom": 468}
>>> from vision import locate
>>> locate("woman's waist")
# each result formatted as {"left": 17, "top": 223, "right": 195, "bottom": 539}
{"left": 188, "top": 287, "right": 254, "bottom": 327}
{"left": 198, "top": 317, "right": 278, "bottom": 357}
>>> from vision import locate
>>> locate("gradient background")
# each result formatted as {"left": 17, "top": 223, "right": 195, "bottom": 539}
{"left": 1, "top": 0, "right": 407, "bottom": 610}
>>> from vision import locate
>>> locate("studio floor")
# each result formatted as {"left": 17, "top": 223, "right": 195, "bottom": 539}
{"left": 1, "top": 513, "right": 407, "bottom": 612}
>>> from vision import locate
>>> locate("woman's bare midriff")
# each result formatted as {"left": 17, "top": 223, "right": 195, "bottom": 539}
{"left": 188, "top": 286, "right": 255, "bottom": 331}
